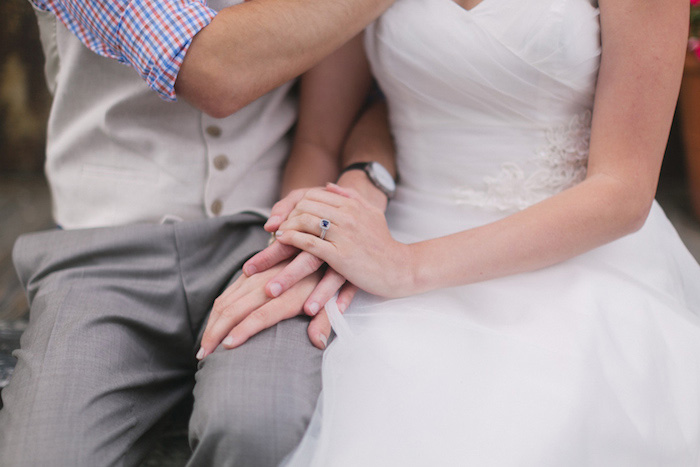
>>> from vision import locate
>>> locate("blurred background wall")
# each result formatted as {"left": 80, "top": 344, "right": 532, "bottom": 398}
{"left": 0, "top": 0, "right": 53, "bottom": 321}
{"left": 0, "top": 0, "right": 52, "bottom": 174}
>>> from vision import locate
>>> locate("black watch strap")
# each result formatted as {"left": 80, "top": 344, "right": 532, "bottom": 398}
{"left": 341, "top": 162, "right": 371, "bottom": 174}
{"left": 339, "top": 162, "right": 396, "bottom": 199}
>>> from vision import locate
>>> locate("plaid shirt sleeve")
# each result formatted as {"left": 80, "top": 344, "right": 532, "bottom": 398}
{"left": 30, "top": 0, "right": 217, "bottom": 101}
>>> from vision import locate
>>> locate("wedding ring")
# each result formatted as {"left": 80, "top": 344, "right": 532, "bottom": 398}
{"left": 319, "top": 219, "right": 331, "bottom": 240}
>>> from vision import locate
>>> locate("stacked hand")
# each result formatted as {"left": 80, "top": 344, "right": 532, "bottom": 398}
{"left": 197, "top": 187, "right": 353, "bottom": 358}
{"left": 198, "top": 183, "right": 410, "bottom": 358}
{"left": 198, "top": 257, "right": 334, "bottom": 359}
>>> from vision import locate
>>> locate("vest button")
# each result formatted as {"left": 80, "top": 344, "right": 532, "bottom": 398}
{"left": 213, "top": 155, "right": 230, "bottom": 171}
{"left": 206, "top": 125, "right": 222, "bottom": 138}
{"left": 210, "top": 200, "right": 223, "bottom": 216}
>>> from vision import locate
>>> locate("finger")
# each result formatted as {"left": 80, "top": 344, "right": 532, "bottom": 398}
{"left": 275, "top": 230, "right": 334, "bottom": 261}
{"left": 199, "top": 273, "right": 251, "bottom": 345}
{"left": 222, "top": 298, "right": 302, "bottom": 349}
{"left": 326, "top": 183, "right": 375, "bottom": 214}
{"left": 265, "top": 251, "right": 324, "bottom": 298}
{"left": 277, "top": 213, "right": 328, "bottom": 240}
{"left": 298, "top": 187, "right": 353, "bottom": 209}
{"left": 303, "top": 269, "right": 346, "bottom": 316}
{"left": 336, "top": 282, "right": 359, "bottom": 313}
{"left": 307, "top": 308, "right": 332, "bottom": 350}
{"left": 243, "top": 241, "right": 298, "bottom": 276}
{"left": 287, "top": 199, "right": 342, "bottom": 223}
{"left": 264, "top": 189, "right": 307, "bottom": 232}
{"left": 198, "top": 286, "right": 270, "bottom": 358}
{"left": 279, "top": 210, "right": 352, "bottom": 245}
{"left": 325, "top": 182, "right": 360, "bottom": 200}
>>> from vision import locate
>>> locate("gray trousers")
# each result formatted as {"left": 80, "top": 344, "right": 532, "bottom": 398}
{"left": 0, "top": 214, "right": 323, "bottom": 466}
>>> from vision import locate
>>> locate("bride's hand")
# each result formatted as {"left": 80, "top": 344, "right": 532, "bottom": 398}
{"left": 275, "top": 183, "right": 414, "bottom": 298}
{"left": 244, "top": 188, "right": 358, "bottom": 314}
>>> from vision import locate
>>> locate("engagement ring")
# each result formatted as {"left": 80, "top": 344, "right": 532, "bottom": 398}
{"left": 319, "top": 219, "right": 331, "bottom": 240}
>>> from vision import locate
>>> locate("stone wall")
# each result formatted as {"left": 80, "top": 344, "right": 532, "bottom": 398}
{"left": 0, "top": 0, "right": 52, "bottom": 173}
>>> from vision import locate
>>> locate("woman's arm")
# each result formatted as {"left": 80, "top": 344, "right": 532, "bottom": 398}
{"left": 279, "top": 34, "right": 373, "bottom": 197}
{"left": 261, "top": 33, "right": 373, "bottom": 313}
{"left": 335, "top": 99, "right": 396, "bottom": 210}
{"left": 251, "top": 99, "right": 397, "bottom": 314}
{"left": 199, "top": 36, "right": 374, "bottom": 354}
{"left": 274, "top": 0, "right": 689, "bottom": 297}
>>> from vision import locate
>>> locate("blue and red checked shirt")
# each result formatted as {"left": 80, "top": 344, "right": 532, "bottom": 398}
{"left": 30, "top": 0, "right": 217, "bottom": 101}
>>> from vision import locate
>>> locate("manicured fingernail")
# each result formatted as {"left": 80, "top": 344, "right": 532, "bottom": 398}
{"left": 243, "top": 264, "right": 257, "bottom": 276}
{"left": 308, "top": 302, "right": 320, "bottom": 315}
{"left": 196, "top": 347, "right": 206, "bottom": 360}
{"left": 318, "top": 334, "right": 328, "bottom": 349}
{"left": 269, "top": 282, "right": 283, "bottom": 297}
{"left": 275, "top": 230, "right": 284, "bottom": 237}
{"left": 223, "top": 336, "right": 234, "bottom": 347}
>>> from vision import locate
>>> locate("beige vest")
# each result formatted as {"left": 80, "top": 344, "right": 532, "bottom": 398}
{"left": 33, "top": 0, "right": 296, "bottom": 229}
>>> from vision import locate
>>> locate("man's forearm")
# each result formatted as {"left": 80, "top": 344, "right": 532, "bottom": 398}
{"left": 175, "top": 0, "right": 393, "bottom": 117}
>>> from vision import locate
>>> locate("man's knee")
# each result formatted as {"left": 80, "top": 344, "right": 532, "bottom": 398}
{"left": 189, "top": 387, "right": 316, "bottom": 467}
{"left": 189, "top": 319, "right": 323, "bottom": 466}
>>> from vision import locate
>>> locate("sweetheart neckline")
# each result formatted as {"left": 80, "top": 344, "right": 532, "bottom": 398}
{"left": 449, "top": 0, "right": 489, "bottom": 14}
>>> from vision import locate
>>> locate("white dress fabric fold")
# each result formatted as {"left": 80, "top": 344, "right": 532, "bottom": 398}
{"left": 285, "top": 1, "right": 700, "bottom": 465}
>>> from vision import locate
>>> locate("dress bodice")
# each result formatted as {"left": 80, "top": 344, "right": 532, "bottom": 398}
{"left": 366, "top": 0, "right": 601, "bottom": 211}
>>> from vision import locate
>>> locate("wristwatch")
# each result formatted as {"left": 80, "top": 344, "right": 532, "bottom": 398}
{"left": 340, "top": 161, "right": 397, "bottom": 199}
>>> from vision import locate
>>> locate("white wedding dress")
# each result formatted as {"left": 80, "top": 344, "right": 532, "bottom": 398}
{"left": 285, "top": 0, "right": 700, "bottom": 465}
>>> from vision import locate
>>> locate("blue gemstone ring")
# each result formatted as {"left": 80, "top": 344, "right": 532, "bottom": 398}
{"left": 319, "top": 219, "right": 331, "bottom": 240}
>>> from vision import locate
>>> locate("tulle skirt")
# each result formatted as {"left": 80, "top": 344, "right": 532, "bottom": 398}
{"left": 284, "top": 190, "right": 700, "bottom": 466}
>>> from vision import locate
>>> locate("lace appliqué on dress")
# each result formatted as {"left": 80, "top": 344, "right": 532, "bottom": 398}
{"left": 453, "top": 112, "right": 591, "bottom": 211}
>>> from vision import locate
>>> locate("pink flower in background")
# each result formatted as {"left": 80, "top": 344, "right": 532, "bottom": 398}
{"left": 692, "top": 1, "right": 700, "bottom": 60}
{"left": 691, "top": 38, "right": 700, "bottom": 60}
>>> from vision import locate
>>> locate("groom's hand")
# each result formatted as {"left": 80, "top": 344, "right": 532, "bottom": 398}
{"left": 197, "top": 260, "right": 333, "bottom": 358}
{"left": 245, "top": 245, "right": 357, "bottom": 316}
{"left": 244, "top": 188, "right": 324, "bottom": 305}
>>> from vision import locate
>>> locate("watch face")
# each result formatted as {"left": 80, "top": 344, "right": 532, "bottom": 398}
{"left": 369, "top": 162, "right": 396, "bottom": 193}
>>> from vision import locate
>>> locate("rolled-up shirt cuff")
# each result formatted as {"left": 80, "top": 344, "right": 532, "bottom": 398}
{"left": 120, "top": 0, "right": 218, "bottom": 101}
{"left": 29, "top": 0, "right": 217, "bottom": 101}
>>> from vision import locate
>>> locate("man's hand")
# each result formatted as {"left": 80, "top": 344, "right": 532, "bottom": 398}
{"left": 243, "top": 243, "right": 358, "bottom": 316}
{"left": 197, "top": 260, "right": 332, "bottom": 359}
